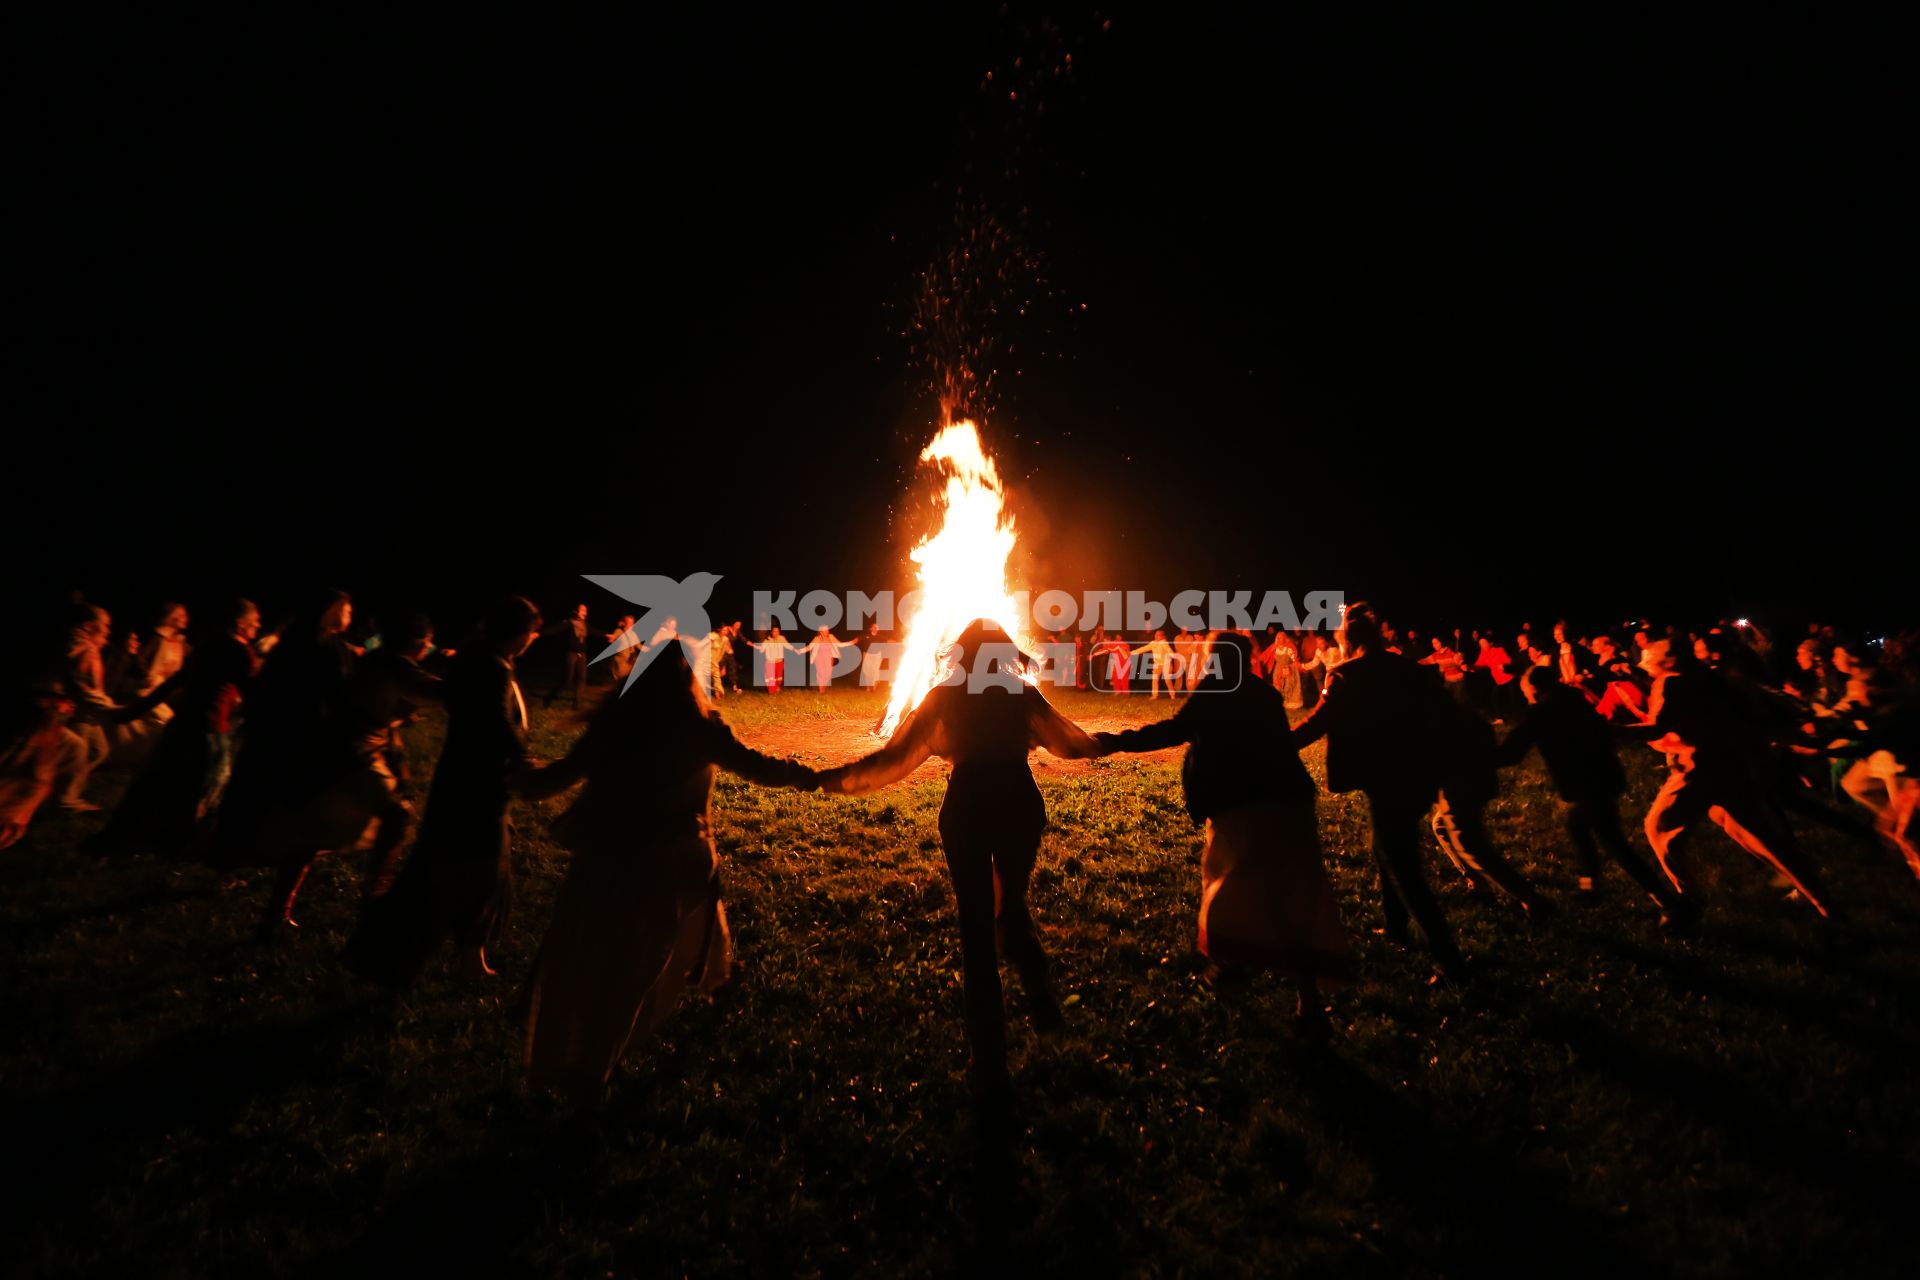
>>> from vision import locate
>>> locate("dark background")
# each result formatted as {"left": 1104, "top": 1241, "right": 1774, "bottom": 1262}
{"left": 17, "top": 9, "right": 1907, "bottom": 642}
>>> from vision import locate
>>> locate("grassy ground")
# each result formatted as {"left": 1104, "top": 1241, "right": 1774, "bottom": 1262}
{"left": 3, "top": 686, "right": 1917, "bottom": 1278}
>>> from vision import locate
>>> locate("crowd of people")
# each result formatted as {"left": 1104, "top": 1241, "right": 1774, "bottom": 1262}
{"left": 3, "top": 587, "right": 1916, "bottom": 1117}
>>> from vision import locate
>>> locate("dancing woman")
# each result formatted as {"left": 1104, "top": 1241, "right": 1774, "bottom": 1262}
{"left": 821, "top": 620, "right": 1097, "bottom": 1104}
{"left": 1093, "top": 632, "right": 1352, "bottom": 1034}
{"left": 517, "top": 640, "right": 821, "bottom": 1108}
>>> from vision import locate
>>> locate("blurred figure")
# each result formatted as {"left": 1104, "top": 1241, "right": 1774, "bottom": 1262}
{"left": 798, "top": 626, "right": 849, "bottom": 693}
{"left": 346, "top": 597, "right": 542, "bottom": 984}
{"left": 1096, "top": 631, "right": 1133, "bottom": 695}
{"left": 1289, "top": 603, "right": 1468, "bottom": 981}
{"left": 1263, "top": 630, "right": 1303, "bottom": 709}
{"left": 112, "top": 602, "right": 191, "bottom": 762}
{"left": 255, "top": 613, "right": 447, "bottom": 933}
{"left": 1473, "top": 635, "right": 1516, "bottom": 721}
{"left": 0, "top": 685, "right": 78, "bottom": 849}
{"left": 1496, "top": 665, "right": 1692, "bottom": 920}
{"left": 745, "top": 626, "right": 795, "bottom": 693}
{"left": 54, "top": 604, "right": 151, "bottom": 813}
{"left": 1638, "top": 640, "right": 1836, "bottom": 919}
{"left": 209, "top": 591, "right": 357, "bottom": 869}
{"left": 1136, "top": 630, "right": 1178, "bottom": 699}
{"left": 542, "top": 604, "right": 590, "bottom": 709}
{"left": 705, "top": 623, "right": 734, "bottom": 697}
{"left": 860, "top": 621, "right": 889, "bottom": 690}
{"left": 90, "top": 599, "right": 261, "bottom": 858}
{"left": 603, "top": 614, "right": 639, "bottom": 687}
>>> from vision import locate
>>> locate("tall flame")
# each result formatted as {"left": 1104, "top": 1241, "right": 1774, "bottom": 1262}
{"left": 878, "top": 420, "right": 1026, "bottom": 737}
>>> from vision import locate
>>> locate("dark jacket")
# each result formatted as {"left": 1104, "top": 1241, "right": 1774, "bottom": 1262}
{"left": 1492, "top": 687, "right": 1626, "bottom": 803}
{"left": 1289, "top": 650, "right": 1445, "bottom": 802}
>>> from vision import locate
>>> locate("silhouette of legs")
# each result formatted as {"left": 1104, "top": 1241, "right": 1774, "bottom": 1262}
{"left": 1565, "top": 797, "right": 1677, "bottom": 906}
{"left": 1433, "top": 792, "right": 1550, "bottom": 910}
{"left": 1645, "top": 765, "right": 1833, "bottom": 917}
{"left": 1368, "top": 795, "right": 1467, "bottom": 977}
{"left": 939, "top": 781, "right": 1051, "bottom": 1092}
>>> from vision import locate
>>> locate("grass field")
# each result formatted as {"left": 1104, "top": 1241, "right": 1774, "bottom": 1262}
{"left": 3, "top": 686, "right": 1917, "bottom": 1278}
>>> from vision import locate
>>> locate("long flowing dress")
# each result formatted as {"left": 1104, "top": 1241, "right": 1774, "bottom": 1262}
{"left": 1097, "top": 683, "right": 1352, "bottom": 981}
{"left": 519, "top": 713, "right": 815, "bottom": 1098}
{"left": 1266, "top": 636, "right": 1303, "bottom": 710}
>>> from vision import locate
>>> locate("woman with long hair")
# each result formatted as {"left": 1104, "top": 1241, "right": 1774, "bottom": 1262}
{"left": 1093, "top": 631, "right": 1351, "bottom": 1034}
{"left": 821, "top": 619, "right": 1097, "bottom": 1106}
{"left": 516, "top": 639, "right": 821, "bottom": 1107}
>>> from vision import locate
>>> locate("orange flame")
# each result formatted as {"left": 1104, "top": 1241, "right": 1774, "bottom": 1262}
{"left": 878, "top": 420, "right": 1027, "bottom": 736}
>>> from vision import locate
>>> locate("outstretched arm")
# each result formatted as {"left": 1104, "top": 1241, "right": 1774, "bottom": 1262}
{"left": 1092, "top": 701, "right": 1192, "bottom": 756}
{"left": 1288, "top": 684, "right": 1341, "bottom": 751}
{"left": 821, "top": 704, "right": 938, "bottom": 794}
{"left": 519, "top": 733, "right": 599, "bottom": 800}
{"left": 1029, "top": 694, "right": 1101, "bottom": 760}
{"left": 708, "top": 717, "right": 821, "bottom": 790}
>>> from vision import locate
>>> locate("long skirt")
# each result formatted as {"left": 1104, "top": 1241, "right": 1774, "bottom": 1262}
{"left": 521, "top": 833, "right": 728, "bottom": 1098}
{"left": 1200, "top": 801, "right": 1353, "bottom": 982}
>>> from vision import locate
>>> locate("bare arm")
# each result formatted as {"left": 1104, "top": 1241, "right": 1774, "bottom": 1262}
{"left": 1029, "top": 693, "right": 1101, "bottom": 759}
{"left": 821, "top": 704, "right": 939, "bottom": 794}
{"left": 708, "top": 717, "right": 821, "bottom": 790}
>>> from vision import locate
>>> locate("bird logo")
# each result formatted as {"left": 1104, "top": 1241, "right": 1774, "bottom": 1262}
{"left": 583, "top": 572, "right": 723, "bottom": 694}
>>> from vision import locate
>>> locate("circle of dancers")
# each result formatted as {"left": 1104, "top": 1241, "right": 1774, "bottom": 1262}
{"left": 4, "top": 592, "right": 1915, "bottom": 1114}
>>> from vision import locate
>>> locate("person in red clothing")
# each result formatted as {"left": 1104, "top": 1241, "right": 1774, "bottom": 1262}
{"left": 1473, "top": 635, "right": 1516, "bottom": 721}
{"left": 1096, "top": 633, "right": 1134, "bottom": 695}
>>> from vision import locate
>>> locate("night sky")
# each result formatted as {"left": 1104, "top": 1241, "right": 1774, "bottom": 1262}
{"left": 20, "top": 11, "right": 1905, "bottom": 639}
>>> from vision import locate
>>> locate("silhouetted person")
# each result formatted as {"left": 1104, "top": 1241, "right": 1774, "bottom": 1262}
{"left": 1427, "top": 692, "right": 1555, "bottom": 915}
{"left": 346, "top": 597, "right": 542, "bottom": 984}
{"left": 256, "top": 614, "right": 447, "bottom": 934}
{"left": 1495, "top": 665, "right": 1693, "bottom": 921}
{"left": 543, "top": 603, "right": 590, "bottom": 709}
{"left": 822, "top": 619, "right": 1098, "bottom": 1107}
{"left": 1094, "top": 632, "right": 1352, "bottom": 1035}
{"left": 1289, "top": 602, "right": 1468, "bottom": 981}
{"left": 90, "top": 598, "right": 261, "bottom": 859}
{"left": 210, "top": 590, "right": 357, "bottom": 870}
{"left": 0, "top": 684, "right": 78, "bottom": 849}
{"left": 517, "top": 641, "right": 821, "bottom": 1108}
{"left": 1637, "top": 639, "right": 1837, "bottom": 919}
